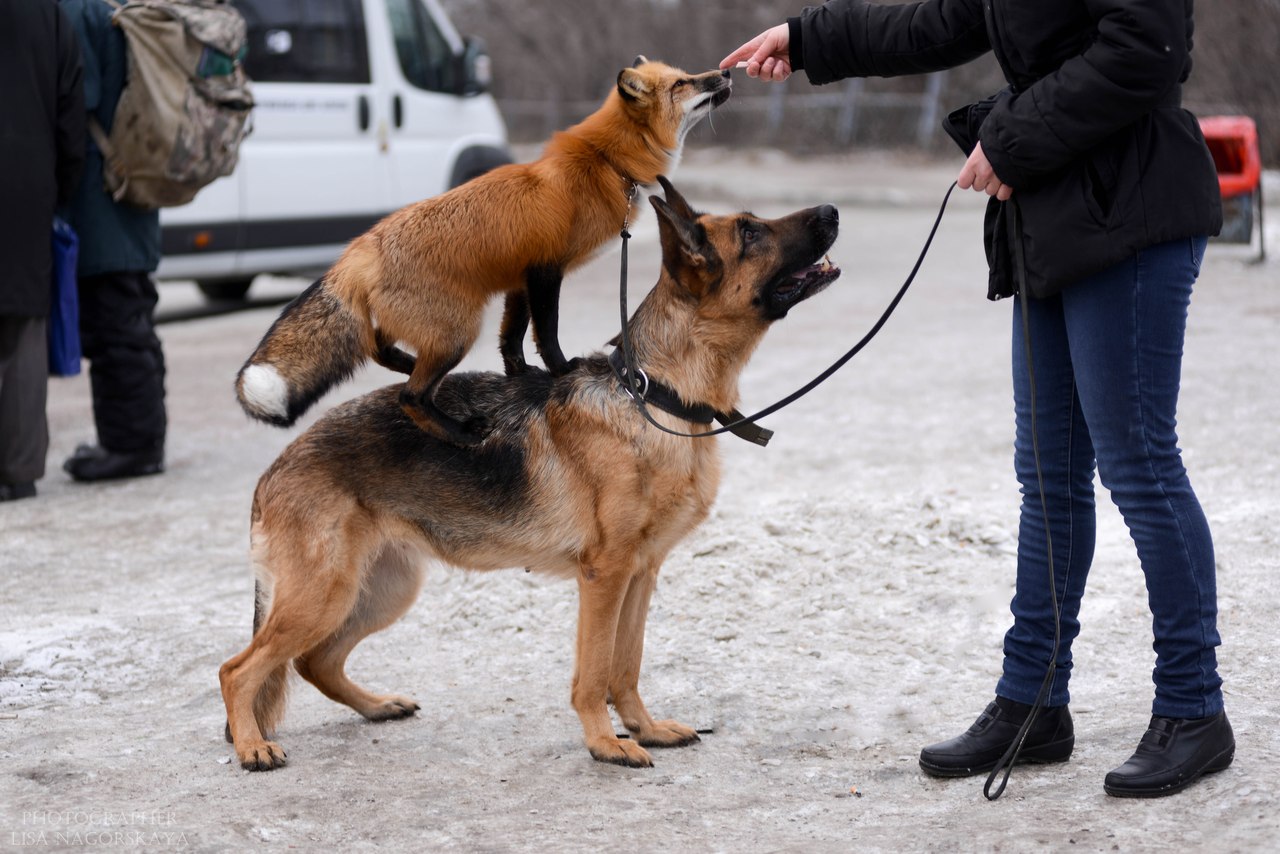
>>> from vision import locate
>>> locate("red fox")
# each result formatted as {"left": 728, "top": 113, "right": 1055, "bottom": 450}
{"left": 235, "top": 58, "right": 731, "bottom": 444}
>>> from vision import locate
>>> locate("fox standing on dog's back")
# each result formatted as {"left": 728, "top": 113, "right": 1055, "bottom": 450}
{"left": 235, "top": 58, "right": 731, "bottom": 444}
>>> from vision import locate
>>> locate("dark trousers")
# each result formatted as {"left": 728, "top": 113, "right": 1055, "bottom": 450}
{"left": 77, "top": 271, "right": 166, "bottom": 453}
{"left": 997, "top": 237, "right": 1221, "bottom": 719}
{"left": 0, "top": 316, "right": 48, "bottom": 483}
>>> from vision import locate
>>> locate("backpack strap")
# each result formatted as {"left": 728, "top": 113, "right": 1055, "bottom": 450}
{"left": 87, "top": 117, "right": 129, "bottom": 202}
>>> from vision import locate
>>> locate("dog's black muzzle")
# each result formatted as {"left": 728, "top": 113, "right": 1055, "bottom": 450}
{"left": 763, "top": 205, "right": 841, "bottom": 318}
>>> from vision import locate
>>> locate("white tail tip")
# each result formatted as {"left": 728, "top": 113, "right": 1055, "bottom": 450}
{"left": 239, "top": 364, "right": 289, "bottom": 420}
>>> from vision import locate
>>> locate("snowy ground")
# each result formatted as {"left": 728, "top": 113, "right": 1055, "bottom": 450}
{"left": 2, "top": 151, "right": 1278, "bottom": 852}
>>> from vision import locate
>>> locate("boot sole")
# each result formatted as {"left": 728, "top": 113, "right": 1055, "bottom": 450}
{"left": 919, "top": 735, "right": 1075, "bottom": 778}
{"left": 1102, "top": 745, "right": 1235, "bottom": 798}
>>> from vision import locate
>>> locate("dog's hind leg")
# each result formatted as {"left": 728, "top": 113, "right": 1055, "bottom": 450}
{"left": 219, "top": 545, "right": 365, "bottom": 771}
{"left": 609, "top": 567, "right": 700, "bottom": 750}
{"left": 294, "top": 544, "right": 424, "bottom": 721}
{"left": 572, "top": 556, "right": 654, "bottom": 767}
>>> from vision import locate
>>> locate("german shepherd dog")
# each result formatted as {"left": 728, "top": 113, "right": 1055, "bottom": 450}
{"left": 219, "top": 178, "right": 840, "bottom": 771}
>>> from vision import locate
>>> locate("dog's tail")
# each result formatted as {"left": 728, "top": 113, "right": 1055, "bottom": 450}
{"left": 234, "top": 271, "right": 371, "bottom": 427}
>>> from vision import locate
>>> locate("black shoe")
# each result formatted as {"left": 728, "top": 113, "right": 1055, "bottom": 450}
{"left": 1103, "top": 711, "right": 1235, "bottom": 798}
{"left": 63, "top": 444, "right": 164, "bottom": 482}
{"left": 0, "top": 481, "right": 37, "bottom": 502}
{"left": 919, "top": 696, "right": 1075, "bottom": 777}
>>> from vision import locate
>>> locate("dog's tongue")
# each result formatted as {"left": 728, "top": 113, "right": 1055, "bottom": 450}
{"left": 790, "top": 254, "right": 839, "bottom": 282}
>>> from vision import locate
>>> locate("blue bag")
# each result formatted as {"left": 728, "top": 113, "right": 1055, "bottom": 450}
{"left": 49, "top": 217, "right": 82, "bottom": 377}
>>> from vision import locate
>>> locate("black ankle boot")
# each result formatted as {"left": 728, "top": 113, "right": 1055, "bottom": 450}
{"left": 919, "top": 696, "right": 1074, "bottom": 778}
{"left": 63, "top": 444, "right": 164, "bottom": 482}
{"left": 1103, "top": 711, "right": 1234, "bottom": 798}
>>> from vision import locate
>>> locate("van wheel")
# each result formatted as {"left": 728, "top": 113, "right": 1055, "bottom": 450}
{"left": 197, "top": 278, "right": 254, "bottom": 301}
{"left": 449, "top": 146, "right": 513, "bottom": 189}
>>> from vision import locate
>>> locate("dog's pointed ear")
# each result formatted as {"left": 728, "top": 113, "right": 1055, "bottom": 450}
{"left": 650, "top": 194, "right": 718, "bottom": 291}
{"left": 657, "top": 175, "right": 697, "bottom": 222}
{"left": 617, "top": 67, "right": 651, "bottom": 103}
{"left": 632, "top": 55, "right": 648, "bottom": 68}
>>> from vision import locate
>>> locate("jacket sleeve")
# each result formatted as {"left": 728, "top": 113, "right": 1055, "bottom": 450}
{"left": 981, "top": 0, "right": 1192, "bottom": 188}
{"left": 796, "top": 0, "right": 989, "bottom": 84}
{"left": 54, "top": 4, "right": 86, "bottom": 207}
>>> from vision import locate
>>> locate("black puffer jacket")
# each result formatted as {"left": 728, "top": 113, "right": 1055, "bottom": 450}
{"left": 0, "top": 0, "right": 85, "bottom": 317}
{"left": 789, "top": 0, "right": 1223, "bottom": 299}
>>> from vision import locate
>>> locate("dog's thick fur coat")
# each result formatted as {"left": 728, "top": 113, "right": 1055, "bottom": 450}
{"left": 219, "top": 178, "right": 840, "bottom": 770}
{"left": 234, "top": 59, "right": 731, "bottom": 445}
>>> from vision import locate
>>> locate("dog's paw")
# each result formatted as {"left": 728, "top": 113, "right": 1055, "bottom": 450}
{"left": 636, "top": 720, "right": 701, "bottom": 749}
{"left": 362, "top": 696, "right": 420, "bottom": 722}
{"left": 588, "top": 737, "right": 653, "bottom": 768}
{"left": 237, "top": 740, "right": 287, "bottom": 772}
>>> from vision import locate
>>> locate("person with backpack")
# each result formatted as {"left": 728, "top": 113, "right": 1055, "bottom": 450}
{"left": 60, "top": 0, "right": 168, "bottom": 482}
{"left": 722, "top": 0, "right": 1230, "bottom": 798}
{"left": 0, "top": 0, "right": 85, "bottom": 502}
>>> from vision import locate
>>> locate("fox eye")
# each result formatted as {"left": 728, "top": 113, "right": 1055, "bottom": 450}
{"left": 672, "top": 79, "right": 690, "bottom": 89}
{"left": 742, "top": 226, "right": 760, "bottom": 243}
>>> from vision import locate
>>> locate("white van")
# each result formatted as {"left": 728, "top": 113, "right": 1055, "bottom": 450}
{"left": 157, "top": 0, "right": 512, "bottom": 300}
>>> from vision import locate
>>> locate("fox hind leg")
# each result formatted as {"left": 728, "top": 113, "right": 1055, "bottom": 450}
{"left": 399, "top": 345, "right": 488, "bottom": 445}
{"left": 373, "top": 329, "right": 416, "bottom": 375}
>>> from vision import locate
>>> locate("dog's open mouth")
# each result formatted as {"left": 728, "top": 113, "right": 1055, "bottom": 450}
{"left": 768, "top": 254, "right": 841, "bottom": 314}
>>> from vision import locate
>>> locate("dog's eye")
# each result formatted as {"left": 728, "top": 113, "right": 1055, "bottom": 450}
{"left": 742, "top": 227, "right": 760, "bottom": 243}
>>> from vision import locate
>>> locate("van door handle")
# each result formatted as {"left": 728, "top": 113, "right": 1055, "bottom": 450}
{"left": 357, "top": 95, "right": 370, "bottom": 132}
{"left": 393, "top": 95, "right": 404, "bottom": 129}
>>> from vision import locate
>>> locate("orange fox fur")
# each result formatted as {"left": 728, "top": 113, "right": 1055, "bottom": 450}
{"left": 235, "top": 58, "right": 731, "bottom": 444}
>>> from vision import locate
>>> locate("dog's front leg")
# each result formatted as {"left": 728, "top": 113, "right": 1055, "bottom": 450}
{"left": 525, "top": 264, "right": 579, "bottom": 376}
{"left": 572, "top": 560, "right": 652, "bottom": 767}
{"left": 610, "top": 567, "right": 701, "bottom": 750}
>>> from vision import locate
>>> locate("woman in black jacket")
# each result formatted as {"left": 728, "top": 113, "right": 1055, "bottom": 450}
{"left": 723, "top": 0, "right": 1231, "bottom": 798}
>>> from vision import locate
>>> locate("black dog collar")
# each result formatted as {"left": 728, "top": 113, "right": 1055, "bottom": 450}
{"left": 607, "top": 349, "right": 773, "bottom": 446}
{"left": 608, "top": 348, "right": 716, "bottom": 424}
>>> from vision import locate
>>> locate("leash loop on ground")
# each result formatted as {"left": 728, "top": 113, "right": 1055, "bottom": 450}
{"left": 982, "top": 196, "right": 1062, "bottom": 802}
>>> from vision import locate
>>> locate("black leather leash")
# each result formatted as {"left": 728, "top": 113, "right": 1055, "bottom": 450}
{"left": 982, "top": 196, "right": 1063, "bottom": 801}
{"left": 613, "top": 181, "right": 961, "bottom": 445}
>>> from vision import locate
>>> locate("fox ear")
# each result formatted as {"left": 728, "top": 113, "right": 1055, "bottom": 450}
{"left": 650, "top": 195, "right": 718, "bottom": 291}
{"left": 656, "top": 175, "right": 697, "bottom": 222}
{"left": 617, "top": 67, "right": 651, "bottom": 102}
{"left": 632, "top": 55, "right": 648, "bottom": 68}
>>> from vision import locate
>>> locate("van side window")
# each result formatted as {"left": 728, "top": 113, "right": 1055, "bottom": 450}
{"left": 386, "top": 0, "right": 458, "bottom": 93}
{"left": 236, "top": 0, "right": 371, "bottom": 84}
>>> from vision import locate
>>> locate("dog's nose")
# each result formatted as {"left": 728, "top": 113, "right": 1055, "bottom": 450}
{"left": 816, "top": 204, "right": 838, "bottom": 223}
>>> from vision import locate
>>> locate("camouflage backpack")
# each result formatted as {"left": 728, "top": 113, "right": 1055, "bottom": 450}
{"left": 88, "top": 0, "right": 254, "bottom": 208}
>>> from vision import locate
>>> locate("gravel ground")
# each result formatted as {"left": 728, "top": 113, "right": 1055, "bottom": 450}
{"left": 2, "top": 149, "right": 1277, "bottom": 853}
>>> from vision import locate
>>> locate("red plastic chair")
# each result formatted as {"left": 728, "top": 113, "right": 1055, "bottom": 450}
{"left": 1199, "top": 115, "right": 1265, "bottom": 259}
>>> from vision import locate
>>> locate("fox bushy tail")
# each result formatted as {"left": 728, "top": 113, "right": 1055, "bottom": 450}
{"left": 234, "top": 277, "right": 368, "bottom": 427}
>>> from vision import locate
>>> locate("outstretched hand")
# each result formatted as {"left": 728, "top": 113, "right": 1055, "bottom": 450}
{"left": 720, "top": 24, "right": 792, "bottom": 81}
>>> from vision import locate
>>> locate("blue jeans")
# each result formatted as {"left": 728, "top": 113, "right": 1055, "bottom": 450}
{"left": 995, "top": 236, "right": 1224, "bottom": 719}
